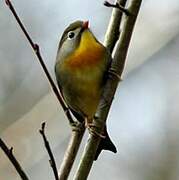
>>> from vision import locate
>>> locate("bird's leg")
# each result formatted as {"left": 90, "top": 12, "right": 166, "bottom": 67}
{"left": 84, "top": 117, "right": 106, "bottom": 138}
{"left": 71, "top": 120, "right": 85, "bottom": 132}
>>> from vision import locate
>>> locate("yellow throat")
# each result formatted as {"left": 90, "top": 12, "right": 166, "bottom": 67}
{"left": 65, "top": 30, "right": 105, "bottom": 69}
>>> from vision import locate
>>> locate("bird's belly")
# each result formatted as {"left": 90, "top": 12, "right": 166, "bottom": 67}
{"left": 62, "top": 67, "right": 103, "bottom": 118}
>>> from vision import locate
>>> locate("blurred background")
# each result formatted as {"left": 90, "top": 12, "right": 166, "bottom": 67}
{"left": 0, "top": 0, "right": 179, "bottom": 179}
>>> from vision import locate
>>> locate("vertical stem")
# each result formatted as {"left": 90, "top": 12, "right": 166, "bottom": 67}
{"left": 73, "top": 0, "right": 142, "bottom": 179}
{"left": 104, "top": 0, "right": 128, "bottom": 53}
{"left": 58, "top": 126, "right": 85, "bottom": 180}
{"left": 39, "top": 122, "right": 59, "bottom": 180}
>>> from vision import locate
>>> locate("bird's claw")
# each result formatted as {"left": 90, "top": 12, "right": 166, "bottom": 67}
{"left": 86, "top": 123, "right": 106, "bottom": 139}
{"left": 71, "top": 121, "right": 85, "bottom": 132}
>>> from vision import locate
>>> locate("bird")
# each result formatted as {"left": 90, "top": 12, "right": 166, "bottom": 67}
{"left": 55, "top": 20, "right": 117, "bottom": 160}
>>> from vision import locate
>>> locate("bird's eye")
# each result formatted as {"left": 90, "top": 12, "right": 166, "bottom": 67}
{"left": 68, "top": 31, "right": 75, "bottom": 39}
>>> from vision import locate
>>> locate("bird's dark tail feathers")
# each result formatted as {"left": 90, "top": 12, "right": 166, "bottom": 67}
{"left": 94, "top": 125, "right": 117, "bottom": 160}
{"left": 70, "top": 109, "right": 117, "bottom": 160}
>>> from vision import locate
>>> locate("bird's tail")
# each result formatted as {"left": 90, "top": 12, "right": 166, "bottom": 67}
{"left": 94, "top": 125, "right": 117, "bottom": 160}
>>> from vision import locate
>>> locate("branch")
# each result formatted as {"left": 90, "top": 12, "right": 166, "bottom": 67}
{"left": 39, "top": 122, "right": 59, "bottom": 180}
{"left": 58, "top": 125, "right": 85, "bottom": 180}
{"left": 104, "top": 0, "right": 128, "bottom": 53}
{"left": 58, "top": 0, "right": 127, "bottom": 177}
{"left": 73, "top": 0, "right": 143, "bottom": 179}
{"left": 0, "top": 138, "right": 29, "bottom": 180}
{"left": 104, "top": 1, "right": 130, "bottom": 16}
{"left": 5, "top": 0, "right": 86, "bottom": 178}
{"left": 5, "top": 0, "right": 74, "bottom": 124}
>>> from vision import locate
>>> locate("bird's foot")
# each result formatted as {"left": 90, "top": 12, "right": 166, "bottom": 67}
{"left": 85, "top": 122, "right": 106, "bottom": 139}
{"left": 71, "top": 121, "right": 85, "bottom": 132}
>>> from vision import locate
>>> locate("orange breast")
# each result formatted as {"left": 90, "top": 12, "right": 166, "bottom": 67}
{"left": 65, "top": 30, "right": 105, "bottom": 69}
{"left": 67, "top": 46, "right": 104, "bottom": 69}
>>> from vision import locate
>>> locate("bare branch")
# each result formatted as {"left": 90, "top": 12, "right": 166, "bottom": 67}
{"left": 104, "top": 1, "right": 130, "bottom": 16}
{"left": 0, "top": 138, "right": 29, "bottom": 180}
{"left": 104, "top": 0, "right": 128, "bottom": 53}
{"left": 58, "top": 124, "right": 85, "bottom": 180}
{"left": 4, "top": 0, "right": 74, "bottom": 125}
{"left": 5, "top": 1, "right": 86, "bottom": 178}
{"left": 73, "top": 0, "right": 143, "bottom": 179}
{"left": 39, "top": 122, "right": 59, "bottom": 180}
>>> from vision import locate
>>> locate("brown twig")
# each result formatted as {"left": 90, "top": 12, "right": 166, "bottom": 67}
{"left": 58, "top": 125, "right": 85, "bottom": 180}
{"left": 39, "top": 122, "right": 59, "bottom": 180}
{"left": 5, "top": 0, "right": 74, "bottom": 124}
{"left": 5, "top": 0, "right": 86, "bottom": 179}
{"left": 73, "top": 0, "right": 143, "bottom": 179}
{"left": 0, "top": 138, "right": 29, "bottom": 180}
{"left": 104, "top": 1, "right": 130, "bottom": 16}
{"left": 104, "top": 0, "right": 128, "bottom": 53}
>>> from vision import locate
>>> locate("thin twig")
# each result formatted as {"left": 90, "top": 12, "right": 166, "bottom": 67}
{"left": 0, "top": 138, "right": 29, "bottom": 180}
{"left": 39, "top": 122, "right": 59, "bottom": 180}
{"left": 73, "top": 0, "right": 143, "bottom": 179}
{"left": 104, "top": 0, "right": 128, "bottom": 53}
{"left": 5, "top": 0, "right": 74, "bottom": 124}
{"left": 58, "top": 125, "right": 85, "bottom": 180}
{"left": 5, "top": 0, "right": 86, "bottom": 179}
{"left": 104, "top": 1, "right": 130, "bottom": 16}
